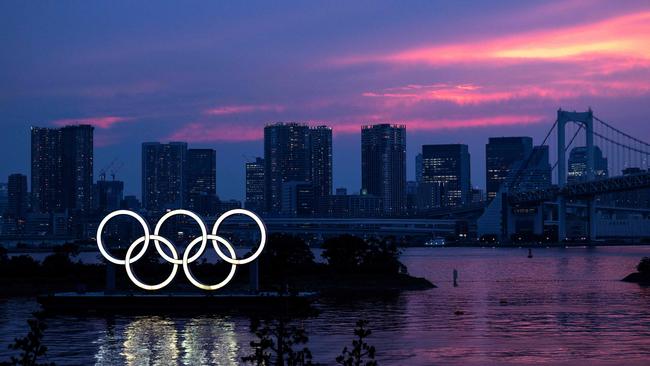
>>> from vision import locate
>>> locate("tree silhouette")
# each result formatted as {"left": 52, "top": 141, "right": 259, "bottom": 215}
{"left": 322, "top": 235, "right": 402, "bottom": 274}
{"left": 1, "top": 312, "right": 55, "bottom": 366}
{"left": 242, "top": 318, "right": 315, "bottom": 366}
{"left": 321, "top": 235, "right": 367, "bottom": 273}
{"left": 336, "top": 320, "right": 377, "bottom": 366}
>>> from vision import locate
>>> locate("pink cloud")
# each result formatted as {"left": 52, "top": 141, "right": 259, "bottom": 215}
{"left": 204, "top": 104, "right": 285, "bottom": 116}
{"left": 362, "top": 78, "right": 650, "bottom": 106}
{"left": 362, "top": 83, "right": 512, "bottom": 105}
{"left": 334, "top": 11, "right": 650, "bottom": 68}
{"left": 51, "top": 116, "right": 133, "bottom": 129}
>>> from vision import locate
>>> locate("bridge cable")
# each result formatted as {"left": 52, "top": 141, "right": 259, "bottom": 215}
{"left": 509, "top": 119, "right": 558, "bottom": 191}
{"left": 594, "top": 116, "right": 650, "bottom": 149}
{"left": 550, "top": 122, "right": 583, "bottom": 173}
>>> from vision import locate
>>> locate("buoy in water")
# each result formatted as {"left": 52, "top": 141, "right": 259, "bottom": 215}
{"left": 527, "top": 248, "right": 533, "bottom": 258}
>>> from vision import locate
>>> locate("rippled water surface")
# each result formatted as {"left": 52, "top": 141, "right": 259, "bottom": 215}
{"left": 2, "top": 246, "right": 650, "bottom": 365}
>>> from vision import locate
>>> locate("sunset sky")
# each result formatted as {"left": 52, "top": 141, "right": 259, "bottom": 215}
{"left": 2, "top": 0, "right": 650, "bottom": 200}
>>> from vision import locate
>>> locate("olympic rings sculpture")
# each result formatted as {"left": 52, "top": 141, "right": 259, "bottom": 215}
{"left": 96, "top": 209, "right": 266, "bottom": 291}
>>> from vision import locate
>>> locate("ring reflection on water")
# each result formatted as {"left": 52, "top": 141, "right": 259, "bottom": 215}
{"left": 93, "top": 317, "right": 243, "bottom": 366}
{"left": 122, "top": 317, "right": 179, "bottom": 365}
{"left": 181, "top": 318, "right": 241, "bottom": 366}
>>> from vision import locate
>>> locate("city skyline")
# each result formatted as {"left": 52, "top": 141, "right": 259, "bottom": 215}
{"left": 10, "top": 109, "right": 645, "bottom": 239}
{"left": 2, "top": 1, "right": 650, "bottom": 200}
{"left": 1, "top": 120, "right": 645, "bottom": 203}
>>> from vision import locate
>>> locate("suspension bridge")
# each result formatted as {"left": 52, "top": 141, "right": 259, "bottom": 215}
{"left": 478, "top": 108, "right": 650, "bottom": 242}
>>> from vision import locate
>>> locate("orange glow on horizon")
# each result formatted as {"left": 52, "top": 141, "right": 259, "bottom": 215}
{"left": 337, "top": 11, "right": 650, "bottom": 66}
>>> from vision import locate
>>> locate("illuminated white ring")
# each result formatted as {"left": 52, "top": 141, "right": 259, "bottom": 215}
{"left": 211, "top": 209, "right": 266, "bottom": 265}
{"left": 182, "top": 234, "right": 237, "bottom": 290}
{"left": 96, "top": 210, "right": 150, "bottom": 265}
{"left": 153, "top": 209, "right": 207, "bottom": 265}
{"left": 125, "top": 235, "right": 179, "bottom": 290}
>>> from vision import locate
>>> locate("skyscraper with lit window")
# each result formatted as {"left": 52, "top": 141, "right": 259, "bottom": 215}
{"left": 264, "top": 123, "right": 311, "bottom": 214}
{"left": 309, "top": 126, "right": 332, "bottom": 215}
{"left": 31, "top": 125, "right": 94, "bottom": 213}
{"left": 142, "top": 142, "right": 187, "bottom": 212}
{"left": 486, "top": 136, "right": 532, "bottom": 200}
{"left": 361, "top": 124, "right": 406, "bottom": 215}
{"left": 513, "top": 145, "right": 552, "bottom": 191}
{"left": 245, "top": 157, "right": 265, "bottom": 213}
{"left": 421, "top": 144, "right": 471, "bottom": 207}
{"left": 187, "top": 148, "right": 216, "bottom": 214}
{"left": 568, "top": 146, "right": 608, "bottom": 183}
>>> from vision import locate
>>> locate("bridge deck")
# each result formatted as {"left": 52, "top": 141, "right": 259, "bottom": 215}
{"left": 509, "top": 172, "right": 650, "bottom": 205}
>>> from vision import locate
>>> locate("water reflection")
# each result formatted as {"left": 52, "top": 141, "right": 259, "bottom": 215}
{"left": 94, "top": 317, "right": 122, "bottom": 365}
{"left": 122, "top": 317, "right": 179, "bottom": 366}
{"left": 93, "top": 316, "right": 243, "bottom": 366}
{"left": 181, "top": 317, "right": 241, "bottom": 366}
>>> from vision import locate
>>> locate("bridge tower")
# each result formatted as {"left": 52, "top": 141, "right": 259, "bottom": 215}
{"left": 556, "top": 108, "right": 595, "bottom": 241}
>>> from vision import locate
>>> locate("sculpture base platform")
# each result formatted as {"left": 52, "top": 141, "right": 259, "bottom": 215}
{"left": 37, "top": 291, "right": 317, "bottom": 315}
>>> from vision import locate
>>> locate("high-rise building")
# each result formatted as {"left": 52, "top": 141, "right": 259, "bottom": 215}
{"left": 7, "top": 174, "right": 28, "bottom": 219}
{"left": 513, "top": 145, "right": 552, "bottom": 191}
{"left": 96, "top": 180, "right": 124, "bottom": 213}
{"left": 361, "top": 124, "right": 406, "bottom": 215}
{"left": 416, "top": 182, "right": 443, "bottom": 211}
{"left": 187, "top": 148, "right": 216, "bottom": 214}
{"left": 568, "top": 146, "right": 609, "bottom": 184}
{"left": 309, "top": 126, "right": 333, "bottom": 215}
{"left": 281, "top": 181, "right": 314, "bottom": 217}
{"left": 245, "top": 157, "right": 265, "bottom": 213}
{"left": 471, "top": 188, "right": 485, "bottom": 204}
{"left": 0, "top": 183, "right": 8, "bottom": 217}
{"left": 406, "top": 180, "right": 418, "bottom": 213}
{"left": 421, "top": 144, "right": 471, "bottom": 207}
{"left": 62, "top": 125, "right": 94, "bottom": 212}
{"left": 486, "top": 136, "right": 533, "bottom": 200}
{"left": 31, "top": 127, "right": 62, "bottom": 212}
{"left": 264, "top": 123, "right": 311, "bottom": 214}
{"left": 415, "top": 153, "right": 423, "bottom": 184}
{"left": 31, "top": 125, "right": 94, "bottom": 213}
{"left": 142, "top": 142, "right": 187, "bottom": 212}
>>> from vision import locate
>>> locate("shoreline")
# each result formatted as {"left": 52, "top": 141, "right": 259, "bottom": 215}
{"left": 0, "top": 273, "right": 435, "bottom": 298}
{"left": 6, "top": 242, "right": 650, "bottom": 255}
{"left": 622, "top": 272, "right": 650, "bottom": 285}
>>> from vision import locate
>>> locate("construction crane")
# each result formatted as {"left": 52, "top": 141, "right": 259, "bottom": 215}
{"left": 98, "top": 158, "right": 125, "bottom": 181}
{"left": 110, "top": 160, "right": 124, "bottom": 181}
{"left": 98, "top": 158, "right": 118, "bottom": 181}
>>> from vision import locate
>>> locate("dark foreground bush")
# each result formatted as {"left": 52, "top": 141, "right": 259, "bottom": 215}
{"left": 321, "top": 235, "right": 403, "bottom": 275}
